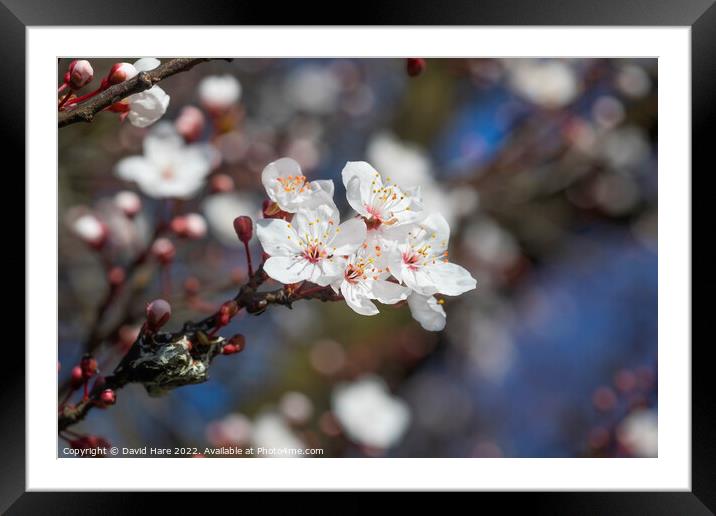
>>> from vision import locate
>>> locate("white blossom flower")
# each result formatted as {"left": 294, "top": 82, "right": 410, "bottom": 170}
{"left": 388, "top": 212, "right": 476, "bottom": 297}
{"left": 407, "top": 292, "right": 446, "bottom": 331}
{"left": 332, "top": 375, "right": 410, "bottom": 450}
{"left": 256, "top": 203, "right": 366, "bottom": 286}
{"left": 331, "top": 245, "right": 409, "bottom": 316}
{"left": 198, "top": 74, "right": 241, "bottom": 112}
{"left": 506, "top": 59, "right": 579, "bottom": 109}
{"left": 341, "top": 161, "right": 425, "bottom": 254}
{"left": 115, "top": 123, "right": 213, "bottom": 199}
{"left": 261, "top": 157, "right": 334, "bottom": 213}
{"left": 120, "top": 58, "right": 170, "bottom": 128}
{"left": 616, "top": 409, "right": 657, "bottom": 457}
{"left": 251, "top": 412, "right": 304, "bottom": 456}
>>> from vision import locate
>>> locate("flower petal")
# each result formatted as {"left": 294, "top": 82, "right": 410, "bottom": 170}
{"left": 370, "top": 279, "right": 410, "bottom": 305}
{"left": 342, "top": 282, "right": 379, "bottom": 316}
{"left": 133, "top": 58, "right": 161, "bottom": 72}
{"left": 261, "top": 157, "right": 302, "bottom": 204}
{"left": 407, "top": 293, "right": 446, "bottom": 331}
{"left": 256, "top": 218, "right": 302, "bottom": 256}
{"left": 128, "top": 86, "right": 170, "bottom": 128}
{"left": 263, "top": 256, "right": 312, "bottom": 284}
{"left": 115, "top": 156, "right": 155, "bottom": 181}
{"left": 330, "top": 218, "right": 367, "bottom": 256}
{"left": 345, "top": 176, "right": 370, "bottom": 218}
{"left": 425, "top": 262, "right": 476, "bottom": 296}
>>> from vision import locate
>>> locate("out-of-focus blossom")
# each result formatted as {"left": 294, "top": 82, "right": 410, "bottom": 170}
{"left": 251, "top": 412, "right": 305, "bottom": 456}
{"left": 331, "top": 246, "right": 409, "bottom": 316}
{"left": 407, "top": 293, "right": 446, "bottom": 331}
{"left": 506, "top": 59, "right": 579, "bottom": 108}
{"left": 592, "top": 96, "right": 625, "bottom": 129}
{"left": 367, "top": 133, "right": 478, "bottom": 227}
{"left": 616, "top": 64, "right": 652, "bottom": 99}
{"left": 600, "top": 126, "right": 651, "bottom": 172}
{"left": 115, "top": 123, "right": 213, "bottom": 199}
{"left": 279, "top": 391, "right": 314, "bottom": 424}
{"left": 206, "top": 413, "right": 252, "bottom": 446}
{"left": 332, "top": 375, "right": 411, "bottom": 450}
{"left": 175, "top": 105, "right": 206, "bottom": 142}
{"left": 256, "top": 203, "right": 366, "bottom": 286}
{"left": 171, "top": 213, "right": 208, "bottom": 239}
{"left": 309, "top": 339, "right": 346, "bottom": 375}
{"left": 462, "top": 217, "right": 520, "bottom": 270}
{"left": 617, "top": 409, "right": 658, "bottom": 457}
{"left": 284, "top": 65, "right": 340, "bottom": 115}
{"left": 202, "top": 192, "right": 261, "bottom": 248}
{"left": 113, "top": 190, "right": 142, "bottom": 218}
{"left": 388, "top": 213, "right": 477, "bottom": 297}
{"left": 198, "top": 75, "right": 241, "bottom": 112}
{"left": 261, "top": 157, "right": 334, "bottom": 213}
{"left": 71, "top": 213, "right": 107, "bottom": 248}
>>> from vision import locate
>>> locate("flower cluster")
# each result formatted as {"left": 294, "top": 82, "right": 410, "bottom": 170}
{"left": 256, "top": 158, "right": 477, "bottom": 330}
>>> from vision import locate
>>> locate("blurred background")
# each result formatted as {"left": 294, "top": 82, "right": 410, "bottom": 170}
{"left": 58, "top": 58, "right": 657, "bottom": 458}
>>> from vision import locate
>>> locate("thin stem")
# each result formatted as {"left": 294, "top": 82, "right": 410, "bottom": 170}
{"left": 57, "top": 90, "right": 73, "bottom": 109}
{"left": 243, "top": 241, "right": 254, "bottom": 277}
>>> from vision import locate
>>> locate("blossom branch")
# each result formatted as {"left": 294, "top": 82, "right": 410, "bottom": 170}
{"left": 58, "top": 58, "right": 218, "bottom": 128}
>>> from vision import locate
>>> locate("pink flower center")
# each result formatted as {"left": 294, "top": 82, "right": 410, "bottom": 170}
{"left": 402, "top": 251, "right": 421, "bottom": 271}
{"left": 303, "top": 244, "right": 327, "bottom": 264}
{"left": 344, "top": 263, "right": 366, "bottom": 284}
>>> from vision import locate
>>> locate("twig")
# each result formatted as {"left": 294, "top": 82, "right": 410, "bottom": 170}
{"left": 58, "top": 58, "right": 219, "bottom": 128}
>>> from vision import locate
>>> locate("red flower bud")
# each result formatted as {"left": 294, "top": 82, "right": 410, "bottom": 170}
{"left": 233, "top": 216, "right": 253, "bottom": 244}
{"left": 146, "top": 299, "right": 171, "bottom": 331}
{"left": 223, "top": 334, "right": 246, "bottom": 355}
{"left": 70, "top": 365, "right": 84, "bottom": 388}
{"left": 80, "top": 355, "right": 98, "bottom": 379}
{"left": 406, "top": 58, "right": 426, "bottom": 77}
{"left": 99, "top": 389, "right": 116, "bottom": 406}
{"left": 151, "top": 237, "right": 176, "bottom": 264}
{"left": 106, "top": 62, "right": 138, "bottom": 85}
{"left": 67, "top": 59, "right": 94, "bottom": 90}
{"left": 218, "top": 300, "right": 239, "bottom": 326}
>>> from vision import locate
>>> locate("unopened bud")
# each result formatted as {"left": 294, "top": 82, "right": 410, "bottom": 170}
{"left": 99, "top": 388, "right": 116, "bottom": 406}
{"left": 70, "top": 365, "right": 84, "bottom": 388}
{"left": 72, "top": 213, "right": 108, "bottom": 250}
{"left": 218, "top": 300, "right": 239, "bottom": 326}
{"left": 175, "top": 105, "right": 206, "bottom": 142}
{"left": 210, "top": 173, "right": 235, "bottom": 193}
{"left": 67, "top": 60, "right": 94, "bottom": 90}
{"left": 146, "top": 299, "right": 171, "bottom": 331}
{"left": 223, "top": 334, "right": 246, "bottom": 355}
{"left": 170, "top": 214, "right": 207, "bottom": 239}
{"left": 233, "top": 216, "right": 253, "bottom": 244}
{"left": 151, "top": 237, "right": 176, "bottom": 264}
{"left": 406, "top": 58, "right": 426, "bottom": 77}
{"left": 114, "top": 191, "right": 142, "bottom": 218}
{"left": 106, "top": 62, "right": 138, "bottom": 85}
{"left": 80, "top": 355, "right": 98, "bottom": 380}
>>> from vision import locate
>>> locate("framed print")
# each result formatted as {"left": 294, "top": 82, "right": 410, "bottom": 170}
{"left": 4, "top": 0, "right": 713, "bottom": 511}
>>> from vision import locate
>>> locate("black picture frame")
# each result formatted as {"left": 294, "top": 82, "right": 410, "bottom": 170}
{"left": 4, "top": 0, "right": 711, "bottom": 512}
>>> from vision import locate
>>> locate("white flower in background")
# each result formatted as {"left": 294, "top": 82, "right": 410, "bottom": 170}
{"left": 388, "top": 213, "right": 476, "bottom": 297}
{"left": 617, "top": 409, "right": 658, "bottom": 457}
{"left": 341, "top": 161, "right": 424, "bottom": 245}
{"left": 506, "top": 59, "right": 579, "bottom": 109}
{"left": 332, "top": 375, "right": 411, "bottom": 450}
{"left": 251, "top": 412, "right": 304, "bottom": 457}
{"left": 407, "top": 293, "right": 446, "bottom": 331}
{"left": 279, "top": 391, "right": 314, "bottom": 425}
{"left": 261, "top": 157, "right": 334, "bottom": 213}
{"left": 284, "top": 64, "right": 340, "bottom": 115}
{"left": 115, "top": 123, "right": 213, "bottom": 199}
{"left": 367, "top": 133, "right": 479, "bottom": 227}
{"left": 331, "top": 246, "right": 409, "bottom": 316}
{"left": 198, "top": 74, "right": 241, "bottom": 112}
{"left": 202, "top": 192, "right": 262, "bottom": 248}
{"left": 256, "top": 203, "right": 366, "bottom": 286}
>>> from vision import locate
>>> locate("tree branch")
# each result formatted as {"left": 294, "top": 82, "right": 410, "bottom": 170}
{"left": 58, "top": 58, "right": 218, "bottom": 128}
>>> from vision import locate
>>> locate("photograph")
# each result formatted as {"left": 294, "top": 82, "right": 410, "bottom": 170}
{"left": 56, "top": 56, "right": 659, "bottom": 459}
